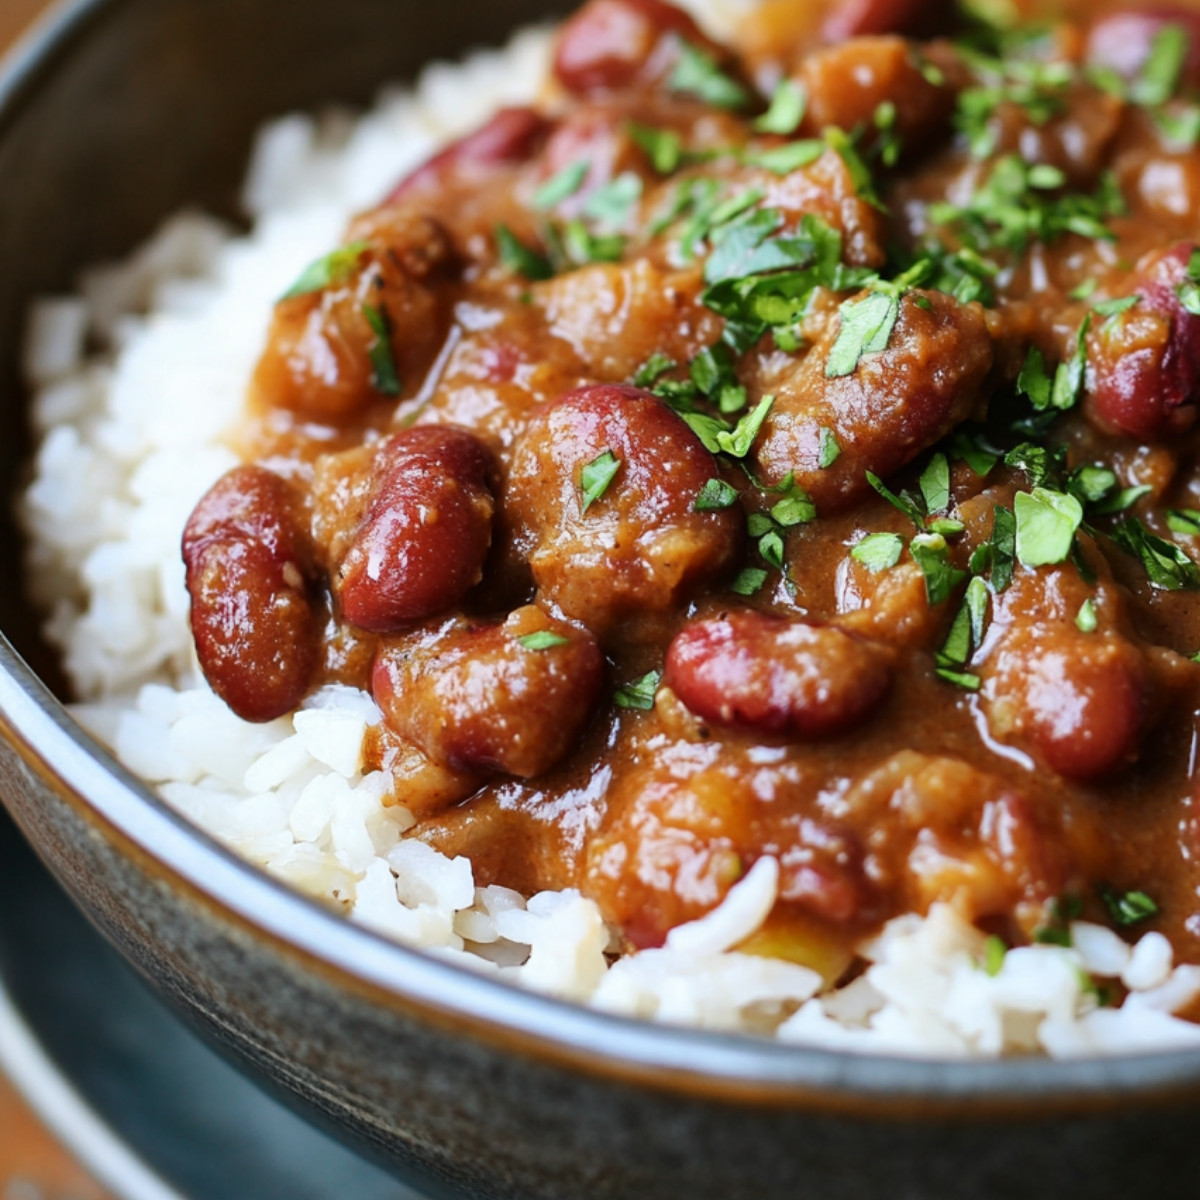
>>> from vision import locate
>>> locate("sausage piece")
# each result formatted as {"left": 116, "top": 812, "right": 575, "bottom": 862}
{"left": 754, "top": 290, "right": 993, "bottom": 511}
{"left": 553, "top": 0, "right": 737, "bottom": 98}
{"left": 183, "top": 467, "right": 320, "bottom": 723}
{"left": 506, "top": 384, "right": 744, "bottom": 636}
{"left": 372, "top": 606, "right": 605, "bottom": 778}
{"left": 386, "top": 107, "right": 554, "bottom": 202}
{"left": 1085, "top": 243, "right": 1200, "bottom": 441}
{"left": 821, "top": 0, "right": 933, "bottom": 41}
{"left": 334, "top": 426, "right": 496, "bottom": 633}
{"left": 665, "top": 611, "right": 893, "bottom": 738}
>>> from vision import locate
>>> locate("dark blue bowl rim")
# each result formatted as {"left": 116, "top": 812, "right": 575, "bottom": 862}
{"left": 5, "top": 0, "right": 1200, "bottom": 1117}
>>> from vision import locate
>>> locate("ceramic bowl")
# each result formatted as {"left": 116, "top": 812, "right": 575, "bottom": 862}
{"left": 3, "top": 3, "right": 1200, "bottom": 1198}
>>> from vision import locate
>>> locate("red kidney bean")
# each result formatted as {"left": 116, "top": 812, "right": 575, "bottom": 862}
{"left": 1003, "top": 641, "right": 1146, "bottom": 782}
{"left": 372, "top": 606, "right": 605, "bottom": 778}
{"left": 183, "top": 467, "right": 319, "bottom": 723}
{"left": 821, "top": 0, "right": 932, "bottom": 41}
{"left": 1086, "top": 243, "right": 1200, "bottom": 441}
{"left": 665, "top": 611, "right": 893, "bottom": 738}
{"left": 506, "top": 383, "right": 743, "bottom": 636}
{"left": 1086, "top": 8, "right": 1200, "bottom": 89}
{"left": 386, "top": 107, "right": 553, "bottom": 202}
{"left": 755, "top": 290, "right": 993, "bottom": 511}
{"left": 979, "top": 564, "right": 1149, "bottom": 782}
{"left": 335, "top": 425, "right": 496, "bottom": 633}
{"left": 553, "top": 0, "right": 733, "bottom": 97}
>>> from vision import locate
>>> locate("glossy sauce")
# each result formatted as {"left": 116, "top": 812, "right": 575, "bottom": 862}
{"left": 184, "top": 0, "right": 1200, "bottom": 1001}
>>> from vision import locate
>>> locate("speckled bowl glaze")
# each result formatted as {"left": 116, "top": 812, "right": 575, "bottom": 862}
{"left": 3, "top": 3, "right": 1200, "bottom": 1198}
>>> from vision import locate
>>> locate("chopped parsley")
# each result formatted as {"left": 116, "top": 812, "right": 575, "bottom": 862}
{"left": 582, "top": 172, "right": 643, "bottom": 229}
{"left": 918, "top": 453, "right": 952, "bottom": 515}
{"left": 361, "top": 303, "right": 401, "bottom": 396}
{"left": 668, "top": 41, "right": 751, "bottom": 111}
{"left": 496, "top": 225, "right": 554, "bottom": 280}
{"left": 1075, "top": 598, "right": 1098, "bottom": 633}
{"left": 755, "top": 79, "right": 806, "bottom": 135}
{"left": 1013, "top": 487, "right": 1083, "bottom": 568}
{"left": 983, "top": 935, "right": 1007, "bottom": 977}
{"left": 1131, "top": 25, "right": 1188, "bottom": 108}
{"left": 825, "top": 260, "right": 933, "bottom": 379}
{"left": 282, "top": 241, "right": 367, "bottom": 300}
{"left": 866, "top": 471, "right": 928, "bottom": 532}
{"left": 632, "top": 351, "right": 677, "bottom": 388}
{"left": 937, "top": 575, "right": 989, "bottom": 690}
{"left": 730, "top": 566, "right": 769, "bottom": 596}
{"left": 817, "top": 427, "right": 841, "bottom": 469}
{"left": 1112, "top": 517, "right": 1200, "bottom": 590}
{"left": 989, "top": 505, "right": 1016, "bottom": 591}
{"left": 929, "top": 157, "right": 1123, "bottom": 258}
{"left": 910, "top": 532, "right": 967, "bottom": 606}
{"left": 826, "top": 290, "right": 900, "bottom": 378}
{"left": 1099, "top": 886, "right": 1159, "bottom": 928}
{"left": 851, "top": 531, "right": 904, "bottom": 572}
{"left": 580, "top": 450, "right": 622, "bottom": 513}
{"left": 1177, "top": 248, "right": 1200, "bottom": 316}
{"left": 694, "top": 478, "right": 739, "bottom": 511}
{"left": 743, "top": 140, "right": 825, "bottom": 175}
{"left": 517, "top": 631, "right": 571, "bottom": 651}
{"left": 628, "top": 123, "right": 685, "bottom": 174}
{"left": 1016, "top": 321, "right": 1090, "bottom": 415}
{"left": 614, "top": 670, "right": 662, "bottom": 711}
{"left": 1167, "top": 508, "right": 1200, "bottom": 536}
{"left": 533, "top": 162, "right": 588, "bottom": 210}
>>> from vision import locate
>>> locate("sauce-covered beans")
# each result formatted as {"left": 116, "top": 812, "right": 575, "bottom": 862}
{"left": 186, "top": 0, "right": 1200, "bottom": 987}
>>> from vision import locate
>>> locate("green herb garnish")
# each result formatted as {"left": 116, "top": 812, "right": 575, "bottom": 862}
{"left": 695, "top": 478, "right": 739, "bottom": 511}
{"left": 817, "top": 427, "right": 841, "bottom": 469}
{"left": 669, "top": 41, "right": 751, "bottom": 110}
{"left": 851, "top": 532, "right": 904, "bottom": 572}
{"left": 755, "top": 79, "right": 806, "bottom": 135}
{"left": 533, "top": 162, "right": 588, "bottom": 210}
{"left": 580, "top": 450, "right": 622, "bottom": 513}
{"left": 1014, "top": 487, "right": 1083, "bottom": 568}
{"left": 362, "top": 303, "right": 401, "bottom": 396}
{"left": 614, "top": 670, "right": 662, "bottom": 711}
{"left": 518, "top": 631, "right": 571, "bottom": 651}
{"left": 282, "top": 241, "right": 367, "bottom": 300}
{"left": 1112, "top": 517, "right": 1200, "bottom": 589}
{"left": 1099, "top": 886, "right": 1159, "bottom": 928}
{"left": 496, "top": 225, "right": 554, "bottom": 280}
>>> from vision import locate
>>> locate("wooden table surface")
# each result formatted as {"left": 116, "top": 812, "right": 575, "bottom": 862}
{"left": 1, "top": 6, "right": 116, "bottom": 1198}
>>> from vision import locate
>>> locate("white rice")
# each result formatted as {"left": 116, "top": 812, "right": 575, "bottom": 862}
{"left": 19, "top": 1, "right": 1200, "bottom": 1056}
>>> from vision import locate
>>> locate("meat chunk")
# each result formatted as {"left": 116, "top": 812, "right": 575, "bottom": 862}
{"left": 183, "top": 467, "right": 320, "bottom": 723}
{"left": 535, "top": 260, "right": 724, "bottom": 382}
{"left": 372, "top": 606, "right": 605, "bottom": 779}
{"left": 796, "top": 36, "right": 953, "bottom": 154}
{"left": 252, "top": 213, "right": 454, "bottom": 420}
{"left": 506, "top": 383, "right": 744, "bottom": 636}
{"left": 753, "top": 289, "right": 993, "bottom": 511}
